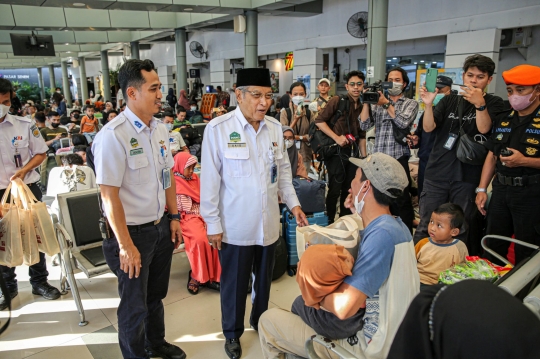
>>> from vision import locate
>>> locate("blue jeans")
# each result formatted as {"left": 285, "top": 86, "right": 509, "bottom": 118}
{"left": 0, "top": 183, "right": 49, "bottom": 293}
{"left": 102, "top": 216, "right": 174, "bottom": 359}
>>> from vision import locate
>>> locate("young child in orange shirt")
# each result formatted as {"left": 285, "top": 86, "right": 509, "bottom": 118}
{"left": 80, "top": 105, "right": 99, "bottom": 142}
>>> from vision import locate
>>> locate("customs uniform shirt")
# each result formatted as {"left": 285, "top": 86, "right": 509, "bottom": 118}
{"left": 201, "top": 108, "right": 300, "bottom": 246}
{"left": 93, "top": 107, "right": 174, "bottom": 225}
{"left": 0, "top": 114, "right": 48, "bottom": 189}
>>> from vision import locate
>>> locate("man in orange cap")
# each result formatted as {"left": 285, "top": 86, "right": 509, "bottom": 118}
{"left": 476, "top": 64, "right": 540, "bottom": 265}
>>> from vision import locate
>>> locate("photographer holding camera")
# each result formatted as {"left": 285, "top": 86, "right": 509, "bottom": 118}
{"left": 359, "top": 67, "right": 419, "bottom": 232}
{"left": 315, "top": 71, "right": 367, "bottom": 223}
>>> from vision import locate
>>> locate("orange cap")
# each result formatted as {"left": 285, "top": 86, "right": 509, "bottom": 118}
{"left": 502, "top": 64, "right": 540, "bottom": 86}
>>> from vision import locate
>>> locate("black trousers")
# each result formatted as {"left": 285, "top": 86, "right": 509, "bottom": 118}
{"left": 219, "top": 241, "right": 276, "bottom": 340}
{"left": 417, "top": 157, "right": 428, "bottom": 197}
{"left": 102, "top": 215, "right": 174, "bottom": 359}
{"left": 414, "top": 179, "right": 479, "bottom": 251}
{"left": 0, "top": 183, "right": 49, "bottom": 293}
{"left": 325, "top": 153, "right": 357, "bottom": 224}
{"left": 485, "top": 180, "right": 540, "bottom": 266}
{"left": 391, "top": 156, "right": 415, "bottom": 233}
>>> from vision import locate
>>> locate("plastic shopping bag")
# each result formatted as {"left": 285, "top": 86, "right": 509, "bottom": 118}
{"left": 12, "top": 181, "right": 40, "bottom": 266}
{"left": 0, "top": 183, "right": 23, "bottom": 267}
{"left": 297, "top": 215, "right": 363, "bottom": 259}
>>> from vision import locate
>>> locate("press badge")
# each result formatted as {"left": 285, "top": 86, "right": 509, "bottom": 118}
{"left": 295, "top": 141, "right": 301, "bottom": 150}
{"left": 271, "top": 163, "right": 278, "bottom": 183}
{"left": 444, "top": 133, "right": 458, "bottom": 150}
{"left": 162, "top": 168, "right": 171, "bottom": 189}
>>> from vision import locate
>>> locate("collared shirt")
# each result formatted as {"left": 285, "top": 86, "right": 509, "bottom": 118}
{"left": 168, "top": 131, "right": 186, "bottom": 152}
{"left": 359, "top": 96, "right": 419, "bottom": 159}
{"left": 93, "top": 106, "right": 174, "bottom": 225}
{"left": 0, "top": 114, "right": 48, "bottom": 189}
{"left": 315, "top": 94, "right": 366, "bottom": 140}
{"left": 201, "top": 107, "right": 301, "bottom": 246}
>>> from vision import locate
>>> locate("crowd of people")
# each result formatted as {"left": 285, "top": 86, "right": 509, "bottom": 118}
{"left": 1, "top": 55, "right": 540, "bottom": 359}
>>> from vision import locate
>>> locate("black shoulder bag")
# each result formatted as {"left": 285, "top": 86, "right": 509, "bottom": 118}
{"left": 456, "top": 97, "right": 488, "bottom": 165}
{"left": 308, "top": 95, "right": 349, "bottom": 161}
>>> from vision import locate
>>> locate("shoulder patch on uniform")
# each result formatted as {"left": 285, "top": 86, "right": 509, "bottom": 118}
{"left": 30, "top": 124, "right": 40, "bottom": 138}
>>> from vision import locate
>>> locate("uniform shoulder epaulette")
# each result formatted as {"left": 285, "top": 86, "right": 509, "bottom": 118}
{"left": 208, "top": 112, "right": 233, "bottom": 128}
{"left": 106, "top": 114, "right": 127, "bottom": 129}
{"left": 264, "top": 115, "right": 281, "bottom": 126}
{"left": 12, "top": 115, "right": 31, "bottom": 123}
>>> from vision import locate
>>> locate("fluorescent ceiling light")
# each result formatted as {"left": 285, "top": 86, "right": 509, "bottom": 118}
{"left": 414, "top": 62, "right": 418, "bottom": 64}
{"left": 420, "top": 60, "right": 425, "bottom": 63}
{"left": 35, "top": 28, "right": 43, "bottom": 30}
{"left": 432, "top": 61, "right": 437, "bottom": 64}
{"left": 392, "top": 57, "right": 397, "bottom": 60}
{"left": 73, "top": 3, "right": 85, "bottom": 6}
{"left": 387, "top": 60, "right": 391, "bottom": 62}
{"left": 65, "top": 43, "right": 69, "bottom": 45}
{"left": 184, "top": 8, "right": 193, "bottom": 11}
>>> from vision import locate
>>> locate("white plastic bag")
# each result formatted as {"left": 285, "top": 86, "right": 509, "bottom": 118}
{"left": 13, "top": 181, "right": 40, "bottom": 266}
{"left": 297, "top": 215, "right": 363, "bottom": 259}
{"left": 0, "top": 183, "right": 23, "bottom": 267}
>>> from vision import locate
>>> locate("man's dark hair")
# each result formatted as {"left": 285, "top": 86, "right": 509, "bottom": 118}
{"left": 360, "top": 172, "right": 401, "bottom": 207}
{"left": 0, "top": 78, "right": 13, "bottom": 96}
{"left": 36, "top": 105, "right": 45, "bottom": 112}
{"left": 62, "top": 153, "right": 84, "bottom": 166}
{"left": 73, "top": 145, "right": 87, "bottom": 153}
{"left": 345, "top": 71, "right": 365, "bottom": 83}
{"left": 462, "top": 54, "right": 496, "bottom": 77}
{"left": 385, "top": 67, "right": 410, "bottom": 89}
{"left": 84, "top": 105, "right": 94, "bottom": 111}
{"left": 118, "top": 59, "right": 156, "bottom": 102}
{"left": 217, "top": 86, "right": 222, "bottom": 91}
{"left": 34, "top": 111, "right": 46, "bottom": 123}
{"left": 433, "top": 203, "right": 465, "bottom": 230}
{"left": 108, "top": 109, "right": 118, "bottom": 117}
{"left": 189, "top": 100, "right": 197, "bottom": 106}
{"left": 71, "top": 134, "right": 88, "bottom": 146}
{"left": 71, "top": 109, "right": 81, "bottom": 114}
{"left": 163, "top": 111, "right": 175, "bottom": 119}
{"left": 60, "top": 116, "right": 71, "bottom": 125}
{"left": 176, "top": 106, "right": 186, "bottom": 114}
{"left": 55, "top": 87, "right": 61, "bottom": 91}
{"left": 290, "top": 81, "right": 307, "bottom": 93}
{"left": 47, "top": 111, "right": 59, "bottom": 118}
{"left": 52, "top": 92, "right": 63, "bottom": 105}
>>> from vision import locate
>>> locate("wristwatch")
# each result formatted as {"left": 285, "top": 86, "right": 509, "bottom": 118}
{"left": 476, "top": 105, "right": 487, "bottom": 111}
{"left": 475, "top": 187, "right": 487, "bottom": 193}
{"left": 299, "top": 135, "right": 304, "bottom": 141}
{"left": 382, "top": 101, "right": 393, "bottom": 110}
{"left": 168, "top": 213, "right": 181, "bottom": 221}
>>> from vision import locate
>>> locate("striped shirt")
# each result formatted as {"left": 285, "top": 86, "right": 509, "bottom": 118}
{"left": 176, "top": 194, "right": 200, "bottom": 215}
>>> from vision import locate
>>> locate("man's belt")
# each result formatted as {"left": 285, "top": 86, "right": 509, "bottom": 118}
{"left": 127, "top": 218, "right": 161, "bottom": 231}
{"left": 497, "top": 173, "right": 540, "bottom": 187}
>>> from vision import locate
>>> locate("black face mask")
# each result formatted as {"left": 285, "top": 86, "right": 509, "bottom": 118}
{"left": 51, "top": 123, "right": 60, "bottom": 128}
{"left": 72, "top": 113, "right": 80, "bottom": 120}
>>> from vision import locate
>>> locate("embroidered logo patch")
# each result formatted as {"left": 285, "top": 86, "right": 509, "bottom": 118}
{"left": 533, "top": 124, "right": 540, "bottom": 129}
{"left": 526, "top": 138, "right": 540, "bottom": 145}
{"left": 496, "top": 133, "right": 503, "bottom": 140}
{"left": 501, "top": 122, "right": 510, "bottom": 127}
{"left": 134, "top": 121, "right": 143, "bottom": 129}
{"left": 526, "top": 147, "right": 538, "bottom": 156}
{"left": 534, "top": 118, "right": 540, "bottom": 123}
{"left": 229, "top": 132, "right": 241, "bottom": 143}
{"left": 130, "top": 138, "right": 139, "bottom": 148}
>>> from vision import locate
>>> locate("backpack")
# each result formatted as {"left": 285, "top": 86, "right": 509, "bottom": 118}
{"left": 284, "top": 106, "right": 311, "bottom": 125}
{"left": 179, "top": 127, "right": 198, "bottom": 141}
{"left": 190, "top": 114, "right": 204, "bottom": 124}
{"left": 272, "top": 236, "right": 288, "bottom": 280}
{"left": 308, "top": 94, "right": 350, "bottom": 160}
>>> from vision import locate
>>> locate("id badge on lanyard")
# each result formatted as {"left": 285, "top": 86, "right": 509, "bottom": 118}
{"left": 269, "top": 146, "right": 278, "bottom": 183}
{"left": 12, "top": 140, "right": 22, "bottom": 168}
{"left": 444, "top": 133, "right": 458, "bottom": 150}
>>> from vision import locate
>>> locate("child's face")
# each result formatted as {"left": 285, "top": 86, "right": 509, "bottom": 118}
{"left": 428, "top": 213, "right": 460, "bottom": 243}
{"left": 183, "top": 164, "right": 195, "bottom": 178}
{"left": 86, "top": 108, "right": 95, "bottom": 117}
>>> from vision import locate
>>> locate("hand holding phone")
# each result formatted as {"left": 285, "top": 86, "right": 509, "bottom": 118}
{"left": 425, "top": 68, "right": 438, "bottom": 93}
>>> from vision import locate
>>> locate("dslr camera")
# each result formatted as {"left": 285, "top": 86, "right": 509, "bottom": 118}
{"left": 362, "top": 80, "right": 393, "bottom": 104}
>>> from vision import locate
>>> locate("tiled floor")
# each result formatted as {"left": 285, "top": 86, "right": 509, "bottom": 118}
{"left": 0, "top": 252, "right": 301, "bottom": 359}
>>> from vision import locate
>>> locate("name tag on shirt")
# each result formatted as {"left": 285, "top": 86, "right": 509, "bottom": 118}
{"left": 228, "top": 142, "right": 246, "bottom": 148}
{"left": 162, "top": 167, "right": 171, "bottom": 190}
{"left": 130, "top": 148, "right": 144, "bottom": 156}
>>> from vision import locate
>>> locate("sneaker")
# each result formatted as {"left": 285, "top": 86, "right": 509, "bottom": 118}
{"left": 145, "top": 341, "right": 187, "bottom": 359}
{"left": 32, "top": 282, "right": 61, "bottom": 300}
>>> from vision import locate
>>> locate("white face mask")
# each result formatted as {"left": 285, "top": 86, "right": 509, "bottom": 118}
{"left": 292, "top": 96, "right": 305, "bottom": 106}
{"left": 165, "top": 123, "right": 173, "bottom": 131}
{"left": 353, "top": 181, "right": 370, "bottom": 216}
{"left": 284, "top": 139, "right": 294, "bottom": 149}
{"left": 0, "top": 104, "right": 9, "bottom": 118}
{"left": 387, "top": 82, "right": 404, "bottom": 96}
{"left": 190, "top": 106, "right": 197, "bottom": 111}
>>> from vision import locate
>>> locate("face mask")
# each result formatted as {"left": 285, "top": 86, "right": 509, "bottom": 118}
{"left": 387, "top": 82, "right": 404, "bottom": 96}
{"left": 165, "top": 123, "right": 173, "bottom": 131}
{"left": 284, "top": 139, "right": 294, "bottom": 149}
{"left": 433, "top": 93, "right": 445, "bottom": 106}
{"left": 353, "top": 181, "right": 371, "bottom": 215}
{"left": 56, "top": 90, "right": 61, "bottom": 93}
{"left": 73, "top": 113, "right": 80, "bottom": 120}
{"left": 0, "top": 104, "right": 9, "bottom": 118}
{"left": 190, "top": 106, "right": 197, "bottom": 111}
{"left": 508, "top": 90, "right": 538, "bottom": 111}
{"left": 51, "top": 122, "right": 60, "bottom": 128}
{"left": 291, "top": 96, "right": 305, "bottom": 106}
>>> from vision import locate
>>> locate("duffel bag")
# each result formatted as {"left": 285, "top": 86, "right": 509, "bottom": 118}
{"left": 291, "top": 176, "right": 326, "bottom": 213}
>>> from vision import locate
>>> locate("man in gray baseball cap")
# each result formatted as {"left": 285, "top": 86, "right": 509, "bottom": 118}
{"left": 258, "top": 152, "right": 419, "bottom": 359}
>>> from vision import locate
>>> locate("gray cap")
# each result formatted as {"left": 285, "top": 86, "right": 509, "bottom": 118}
{"left": 349, "top": 153, "right": 408, "bottom": 198}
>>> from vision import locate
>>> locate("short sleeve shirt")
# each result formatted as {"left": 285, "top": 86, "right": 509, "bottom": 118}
{"left": 169, "top": 131, "right": 186, "bottom": 152}
{"left": 344, "top": 215, "right": 412, "bottom": 298}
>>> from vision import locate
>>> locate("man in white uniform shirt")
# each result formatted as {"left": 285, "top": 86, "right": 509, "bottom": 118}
{"left": 201, "top": 68, "right": 308, "bottom": 359}
{"left": 0, "top": 78, "right": 61, "bottom": 310}
{"left": 93, "top": 60, "right": 186, "bottom": 359}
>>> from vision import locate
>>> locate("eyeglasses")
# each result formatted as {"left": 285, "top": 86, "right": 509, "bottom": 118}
{"left": 246, "top": 90, "right": 274, "bottom": 100}
{"left": 348, "top": 82, "right": 364, "bottom": 88}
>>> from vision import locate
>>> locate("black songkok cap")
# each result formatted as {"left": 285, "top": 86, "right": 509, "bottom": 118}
{"left": 236, "top": 68, "right": 272, "bottom": 88}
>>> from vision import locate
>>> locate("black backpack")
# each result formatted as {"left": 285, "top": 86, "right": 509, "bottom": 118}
{"left": 308, "top": 94, "right": 350, "bottom": 160}
{"left": 272, "top": 236, "right": 288, "bottom": 280}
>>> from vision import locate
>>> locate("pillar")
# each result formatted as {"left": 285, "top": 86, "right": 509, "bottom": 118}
{"left": 175, "top": 28, "right": 188, "bottom": 95}
{"left": 48, "top": 65, "right": 56, "bottom": 90}
{"left": 244, "top": 10, "right": 258, "bottom": 69}
{"left": 445, "top": 28, "right": 502, "bottom": 93}
{"left": 210, "top": 59, "right": 231, "bottom": 93}
{"left": 78, "top": 57, "right": 88, "bottom": 103}
{"left": 131, "top": 41, "right": 140, "bottom": 60}
{"left": 101, "top": 50, "right": 111, "bottom": 102}
{"left": 61, "top": 61, "right": 72, "bottom": 106}
{"left": 292, "top": 49, "right": 323, "bottom": 101}
{"left": 366, "top": 0, "right": 389, "bottom": 82}
{"left": 37, "top": 67, "right": 46, "bottom": 102}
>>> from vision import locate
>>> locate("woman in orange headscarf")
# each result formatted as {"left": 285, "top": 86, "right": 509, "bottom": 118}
{"left": 173, "top": 152, "right": 221, "bottom": 294}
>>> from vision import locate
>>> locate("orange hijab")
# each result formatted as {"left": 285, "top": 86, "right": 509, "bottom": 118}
{"left": 172, "top": 152, "right": 200, "bottom": 203}
{"left": 296, "top": 244, "right": 354, "bottom": 309}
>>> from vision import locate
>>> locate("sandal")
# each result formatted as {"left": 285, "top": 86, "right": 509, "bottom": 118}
{"left": 205, "top": 281, "right": 220, "bottom": 292}
{"left": 187, "top": 270, "right": 200, "bottom": 295}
